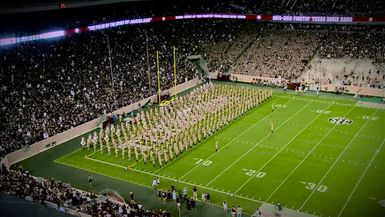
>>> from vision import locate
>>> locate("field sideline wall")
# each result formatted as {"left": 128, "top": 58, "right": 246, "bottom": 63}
{"left": 210, "top": 73, "right": 385, "bottom": 97}
{"left": 2, "top": 78, "right": 200, "bottom": 168}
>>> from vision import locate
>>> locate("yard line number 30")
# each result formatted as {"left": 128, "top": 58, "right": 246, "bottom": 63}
{"left": 300, "top": 181, "right": 328, "bottom": 192}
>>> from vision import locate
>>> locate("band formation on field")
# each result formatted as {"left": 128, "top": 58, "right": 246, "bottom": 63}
{"left": 81, "top": 83, "right": 272, "bottom": 168}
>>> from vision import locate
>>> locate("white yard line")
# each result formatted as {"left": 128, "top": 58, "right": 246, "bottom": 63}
{"left": 56, "top": 149, "right": 80, "bottom": 161}
{"left": 337, "top": 137, "right": 385, "bottom": 217}
{"left": 234, "top": 102, "right": 335, "bottom": 194}
{"left": 299, "top": 109, "right": 379, "bottom": 210}
{"left": 205, "top": 101, "right": 313, "bottom": 187}
{"left": 265, "top": 104, "right": 356, "bottom": 201}
{"left": 84, "top": 155, "right": 266, "bottom": 204}
{"left": 57, "top": 145, "right": 102, "bottom": 162}
{"left": 85, "top": 156, "right": 127, "bottom": 169}
{"left": 85, "top": 147, "right": 103, "bottom": 157}
{"left": 55, "top": 146, "right": 89, "bottom": 162}
{"left": 173, "top": 96, "right": 296, "bottom": 179}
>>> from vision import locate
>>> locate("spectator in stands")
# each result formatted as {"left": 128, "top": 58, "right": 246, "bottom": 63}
{"left": 0, "top": 165, "right": 169, "bottom": 216}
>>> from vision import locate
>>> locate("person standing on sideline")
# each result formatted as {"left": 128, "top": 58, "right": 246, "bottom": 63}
{"left": 252, "top": 208, "right": 262, "bottom": 217}
{"left": 152, "top": 178, "right": 157, "bottom": 190}
{"left": 190, "top": 198, "right": 196, "bottom": 210}
{"left": 81, "top": 137, "right": 86, "bottom": 150}
{"left": 237, "top": 205, "right": 242, "bottom": 217}
{"left": 172, "top": 190, "right": 177, "bottom": 203}
{"left": 192, "top": 186, "right": 198, "bottom": 200}
{"left": 231, "top": 206, "right": 237, "bottom": 217}
{"left": 88, "top": 175, "right": 93, "bottom": 186}
{"left": 223, "top": 200, "right": 228, "bottom": 214}
{"left": 215, "top": 140, "right": 219, "bottom": 152}
{"left": 201, "top": 192, "right": 206, "bottom": 202}
{"left": 276, "top": 203, "right": 282, "bottom": 210}
{"left": 183, "top": 187, "right": 188, "bottom": 202}
{"left": 186, "top": 199, "right": 191, "bottom": 211}
{"left": 270, "top": 121, "right": 274, "bottom": 133}
{"left": 130, "top": 192, "right": 134, "bottom": 201}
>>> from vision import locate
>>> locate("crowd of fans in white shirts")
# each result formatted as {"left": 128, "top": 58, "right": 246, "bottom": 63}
{"left": 0, "top": 164, "right": 170, "bottom": 216}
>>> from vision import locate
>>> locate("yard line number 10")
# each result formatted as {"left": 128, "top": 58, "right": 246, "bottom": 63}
{"left": 193, "top": 158, "right": 213, "bottom": 166}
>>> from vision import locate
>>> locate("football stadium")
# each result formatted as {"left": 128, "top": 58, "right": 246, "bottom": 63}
{"left": 0, "top": 1, "right": 384, "bottom": 217}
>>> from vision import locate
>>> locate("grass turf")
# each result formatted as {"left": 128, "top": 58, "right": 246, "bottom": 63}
{"left": 20, "top": 86, "right": 385, "bottom": 217}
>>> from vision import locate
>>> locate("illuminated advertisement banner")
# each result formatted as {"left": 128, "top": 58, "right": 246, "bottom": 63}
{"left": 272, "top": 15, "right": 353, "bottom": 23}
{"left": 1, "top": 14, "right": 384, "bottom": 46}
{"left": 175, "top": 14, "right": 246, "bottom": 20}
{"left": 88, "top": 18, "right": 152, "bottom": 31}
{"left": 1, "top": 30, "right": 65, "bottom": 46}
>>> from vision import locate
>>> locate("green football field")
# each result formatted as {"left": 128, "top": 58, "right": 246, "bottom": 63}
{"left": 54, "top": 88, "right": 385, "bottom": 217}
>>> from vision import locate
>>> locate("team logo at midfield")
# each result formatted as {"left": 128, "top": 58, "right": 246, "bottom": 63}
{"left": 328, "top": 117, "right": 353, "bottom": 125}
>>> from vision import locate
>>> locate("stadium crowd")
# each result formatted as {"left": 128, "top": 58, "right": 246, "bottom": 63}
{"left": 1, "top": 20, "right": 385, "bottom": 159}
{"left": 233, "top": 30, "right": 320, "bottom": 79}
{"left": 0, "top": 164, "right": 170, "bottom": 216}
{"left": 318, "top": 31, "right": 385, "bottom": 61}
{"left": 3, "top": 0, "right": 385, "bottom": 36}
{"left": 0, "top": 21, "right": 201, "bottom": 159}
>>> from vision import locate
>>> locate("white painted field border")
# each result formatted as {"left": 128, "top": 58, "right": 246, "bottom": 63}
{"left": 174, "top": 96, "right": 296, "bottom": 179}
{"left": 84, "top": 155, "right": 266, "bottom": 205}
{"left": 234, "top": 102, "right": 335, "bottom": 194}
{"left": 64, "top": 143, "right": 143, "bottom": 167}
{"left": 55, "top": 143, "right": 100, "bottom": 163}
{"left": 265, "top": 104, "right": 356, "bottom": 201}
{"left": 337, "top": 137, "right": 385, "bottom": 217}
{"left": 86, "top": 147, "right": 102, "bottom": 157}
{"left": 61, "top": 156, "right": 257, "bottom": 216}
{"left": 299, "top": 109, "right": 379, "bottom": 210}
{"left": 275, "top": 95, "right": 355, "bottom": 107}
{"left": 274, "top": 91, "right": 357, "bottom": 103}
{"left": 205, "top": 101, "right": 313, "bottom": 187}
{"left": 57, "top": 142, "right": 104, "bottom": 162}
